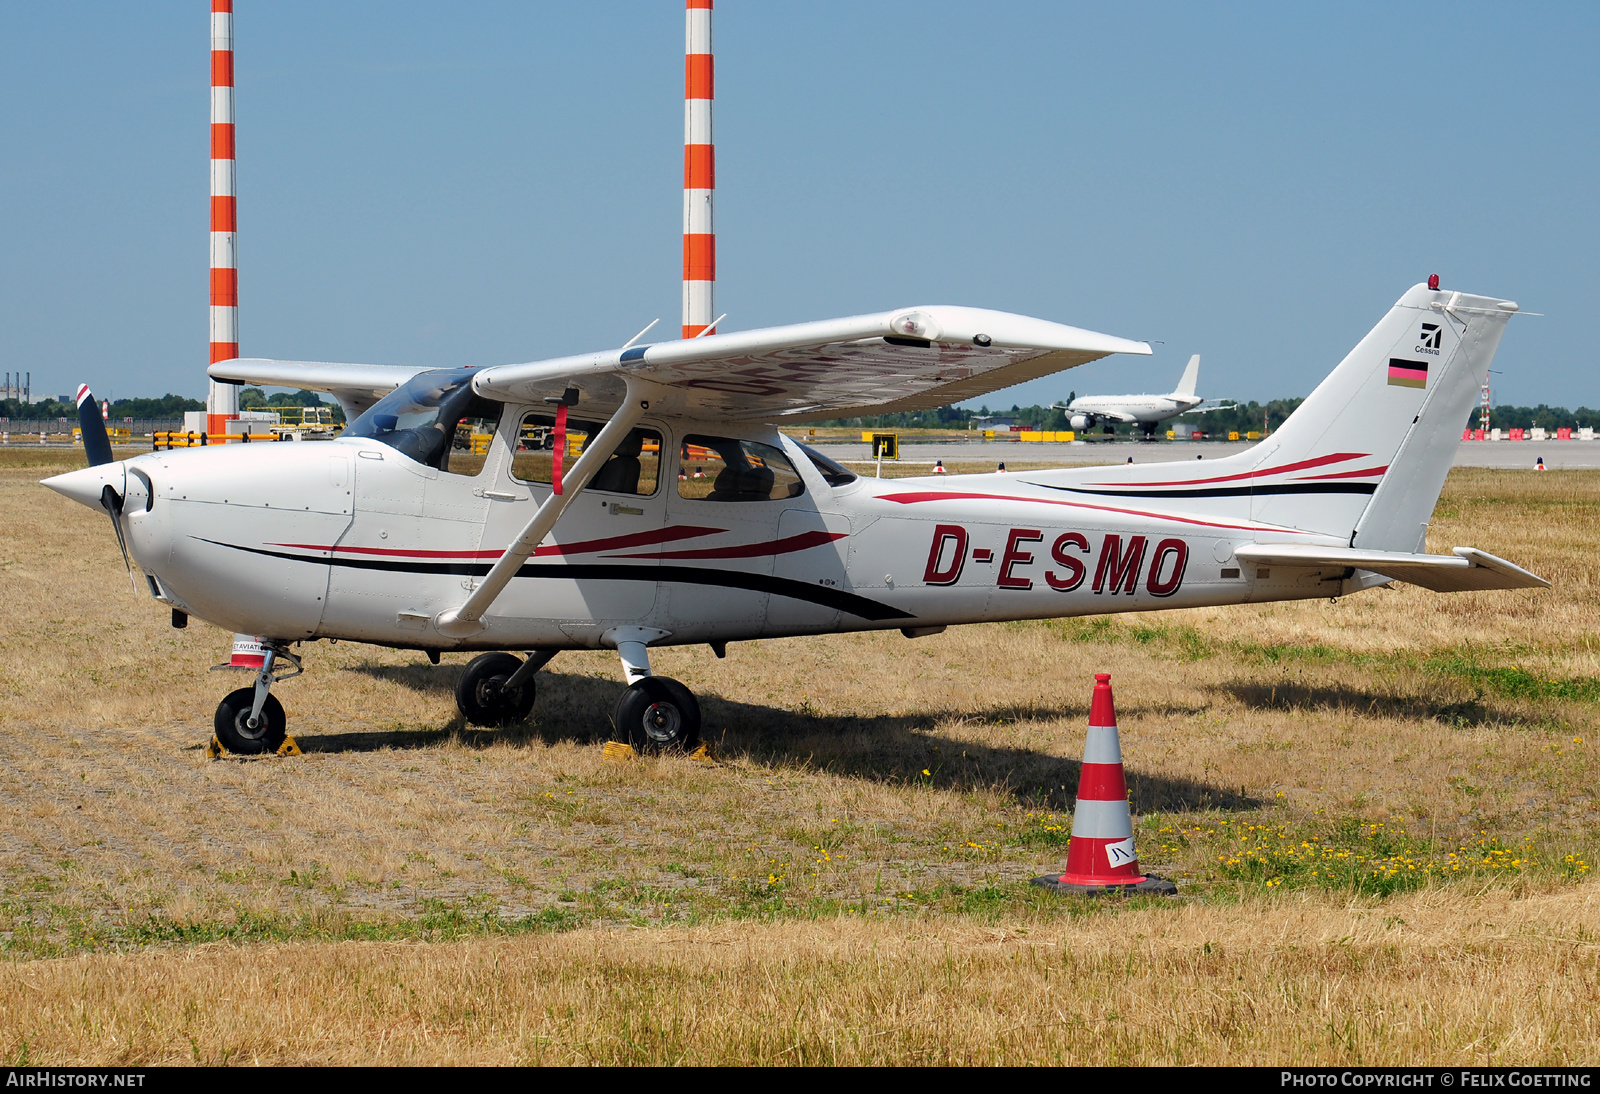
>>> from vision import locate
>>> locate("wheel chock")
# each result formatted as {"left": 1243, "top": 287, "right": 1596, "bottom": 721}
{"left": 203, "top": 735, "right": 302, "bottom": 760}
{"left": 602, "top": 741, "right": 717, "bottom": 763}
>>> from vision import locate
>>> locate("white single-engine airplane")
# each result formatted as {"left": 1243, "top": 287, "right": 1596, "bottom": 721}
{"left": 1064, "top": 353, "right": 1233, "bottom": 438}
{"left": 47, "top": 284, "right": 1546, "bottom": 755}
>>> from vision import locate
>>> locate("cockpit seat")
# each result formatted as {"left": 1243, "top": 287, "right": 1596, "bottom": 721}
{"left": 589, "top": 431, "right": 644, "bottom": 494}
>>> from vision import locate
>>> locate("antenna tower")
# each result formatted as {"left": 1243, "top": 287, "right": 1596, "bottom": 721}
{"left": 207, "top": 0, "right": 240, "bottom": 434}
{"left": 682, "top": 0, "right": 715, "bottom": 338}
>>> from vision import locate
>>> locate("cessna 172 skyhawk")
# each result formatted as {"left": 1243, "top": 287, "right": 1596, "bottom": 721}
{"left": 46, "top": 283, "right": 1545, "bottom": 755}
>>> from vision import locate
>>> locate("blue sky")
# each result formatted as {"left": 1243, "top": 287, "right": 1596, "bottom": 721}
{"left": 2, "top": 2, "right": 1596, "bottom": 409}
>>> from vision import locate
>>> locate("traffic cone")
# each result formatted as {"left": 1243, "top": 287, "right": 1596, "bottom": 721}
{"left": 1032, "top": 673, "right": 1176, "bottom": 896}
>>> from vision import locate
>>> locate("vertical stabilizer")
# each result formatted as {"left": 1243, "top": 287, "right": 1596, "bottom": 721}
{"left": 1173, "top": 354, "right": 1200, "bottom": 398}
{"left": 1246, "top": 284, "right": 1517, "bottom": 548}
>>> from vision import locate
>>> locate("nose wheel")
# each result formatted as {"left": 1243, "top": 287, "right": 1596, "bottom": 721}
{"left": 215, "top": 689, "right": 287, "bottom": 754}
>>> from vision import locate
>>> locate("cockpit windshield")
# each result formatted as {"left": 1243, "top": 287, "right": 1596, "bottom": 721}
{"left": 345, "top": 367, "right": 503, "bottom": 473}
{"left": 792, "top": 440, "right": 858, "bottom": 487}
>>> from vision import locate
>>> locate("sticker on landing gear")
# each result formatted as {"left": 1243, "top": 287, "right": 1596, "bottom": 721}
{"left": 229, "top": 635, "right": 269, "bottom": 668}
{"left": 1105, "top": 837, "right": 1137, "bottom": 868}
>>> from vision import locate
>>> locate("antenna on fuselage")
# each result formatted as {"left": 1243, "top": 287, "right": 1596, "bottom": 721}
{"left": 622, "top": 318, "right": 661, "bottom": 350}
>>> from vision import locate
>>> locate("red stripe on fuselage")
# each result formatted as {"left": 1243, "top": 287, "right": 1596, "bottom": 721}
{"left": 1293, "top": 465, "right": 1388, "bottom": 481}
{"left": 1080, "top": 452, "right": 1367, "bottom": 488}
{"left": 269, "top": 525, "right": 726, "bottom": 561}
{"left": 607, "top": 530, "right": 846, "bottom": 560}
{"left": 881, "top": 491, "right": 1308, "bottom": 534}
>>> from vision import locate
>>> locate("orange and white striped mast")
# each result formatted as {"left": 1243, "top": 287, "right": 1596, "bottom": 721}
{"left": 206, "top": 0, "right": 240, "bottom": 434}
{"left": 681, "top": 0, "right": 716, "bottom": 338}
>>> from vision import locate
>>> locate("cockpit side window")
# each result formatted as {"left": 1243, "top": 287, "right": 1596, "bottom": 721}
{"left": 677, "top": 436, "right": 805, "bottom": 502}
{"left": 345, "top": 368, "right": 502, "bottom": 475}
{"left": 509, "top": 414, "right": 662, "bottom": 496}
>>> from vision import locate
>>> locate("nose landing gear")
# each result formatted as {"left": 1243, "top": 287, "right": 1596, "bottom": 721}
{"left": 212, "top": 642, "right": 302, "bottom": 755}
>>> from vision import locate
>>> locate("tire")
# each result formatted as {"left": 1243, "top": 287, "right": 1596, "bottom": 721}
{"left": 455, "top": 652, "right": 536, "bottom": 726}
{"left": 214, "top": 688, "right": 287, "bottom": 755}
{"left": 614, "top": 676, "right": 701, "bottom": 752}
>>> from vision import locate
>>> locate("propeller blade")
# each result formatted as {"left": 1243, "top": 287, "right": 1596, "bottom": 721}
{"left": 75, "top": 384, "right": 114, "bottom": 467}
{"left": 99, "top": 484, "right": 137, "bottom": 593}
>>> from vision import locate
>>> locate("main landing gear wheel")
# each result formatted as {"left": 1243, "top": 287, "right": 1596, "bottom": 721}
{"left": 214, "top": 688, "right": 287, "bottom": 755}
{"left": 615, "top": 676, "right": 701, "bottom": 752}
{"left": 456, "top": 652, "right": 537, "bottom": 726}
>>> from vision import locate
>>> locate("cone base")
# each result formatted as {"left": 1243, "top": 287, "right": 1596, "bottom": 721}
{"left": 1030, "top": 873, "right": 1178, "bottom": 897}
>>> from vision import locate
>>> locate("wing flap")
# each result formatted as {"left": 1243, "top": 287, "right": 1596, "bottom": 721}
{"left": 1233, "top": 544, "right": 1549, "bottom": 593}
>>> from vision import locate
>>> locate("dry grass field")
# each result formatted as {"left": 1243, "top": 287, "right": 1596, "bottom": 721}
{"left": 1, "top": 446, "right": 1597, "bottom": 1064}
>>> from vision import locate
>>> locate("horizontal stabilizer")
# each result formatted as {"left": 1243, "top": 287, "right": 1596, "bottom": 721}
{"left": 1233, "top": 544, "right": 1549, "bottom": 593}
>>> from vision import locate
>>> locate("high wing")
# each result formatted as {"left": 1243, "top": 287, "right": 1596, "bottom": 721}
{"left": 473, "top": 306, "right": 1148, "bottom": 421}
{"left": 1233, "top": 545, "right": 1549, "bottom": 593}
{"left": 209, "top": 306, "right": 1148, "bottom": 424}
{"left": 208, "top": 359, "right": 433, "bottom": 420}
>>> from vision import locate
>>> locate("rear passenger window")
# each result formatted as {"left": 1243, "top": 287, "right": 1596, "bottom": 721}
{"left": 510, "top": 414, "right": 661, "bottom": 496}
{"left": 677, "top": 436, "right": 805, "bottom": 502}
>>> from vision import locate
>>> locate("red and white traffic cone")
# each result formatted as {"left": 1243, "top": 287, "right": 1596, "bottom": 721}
{"left": 1032, "top": 673, "right": 1176, "bottom": 895}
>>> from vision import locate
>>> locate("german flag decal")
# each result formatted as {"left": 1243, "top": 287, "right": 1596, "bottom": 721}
{"left": 1387, "top": 358, "right": 1428, "bottom": 389}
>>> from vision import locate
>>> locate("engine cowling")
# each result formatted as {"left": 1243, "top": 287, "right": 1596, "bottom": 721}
{"left": 1070, "top": 414, "right": 1090, "bottom": 432}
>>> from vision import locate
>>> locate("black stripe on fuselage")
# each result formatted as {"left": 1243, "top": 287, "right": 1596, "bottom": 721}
{"left": 1025, "top": 482, "right": 1379, "bottom": 500}
{"left": 200, "top": 540, "right": 915, "bottom": 622}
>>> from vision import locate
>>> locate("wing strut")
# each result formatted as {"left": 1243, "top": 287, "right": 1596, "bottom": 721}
{"left": 434, "top": 378, "right": 659, "bottom": 638}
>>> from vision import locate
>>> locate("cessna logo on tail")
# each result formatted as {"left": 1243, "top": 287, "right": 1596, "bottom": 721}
{"left": 1416, "top": 322, "right": 1443, "bottom": 355}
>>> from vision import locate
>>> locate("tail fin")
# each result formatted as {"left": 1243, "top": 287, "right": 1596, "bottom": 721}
{"left": 1247, "top": 283, "right": 1517, "bottom": 549}
{"left": 75, "top": 384, "right": 114, "bottom": 467}
{"left": 1173, "top": 354, "right": 1200, "bottom": 398}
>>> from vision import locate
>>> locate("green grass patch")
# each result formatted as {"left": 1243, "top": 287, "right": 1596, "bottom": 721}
{"left": 1425, "top": 655, "right": 1600, "bottom": 703}
{"left": 1157, "top": 815, "right": 1585, "bottom": 897}
{"left": 1042, "top": 619, "right": 1600, "bottom": 713}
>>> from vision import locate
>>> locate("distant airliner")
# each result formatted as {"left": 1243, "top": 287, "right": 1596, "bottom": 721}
{"left": 1062, "top": 355, "right": 1232, "bottom": 438}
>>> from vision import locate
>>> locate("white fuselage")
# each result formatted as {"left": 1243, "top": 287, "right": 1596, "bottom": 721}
{"left": 102, "top": 417, "right": 1372, "bottom": 653}
{"left": 1067, "top": 392, "right": 1202, "bottom": 427}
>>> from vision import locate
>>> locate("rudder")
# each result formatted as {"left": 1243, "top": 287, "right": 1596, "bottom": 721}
{"left": 1246, "top": 283, "right": 1517, "bottom": 548}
